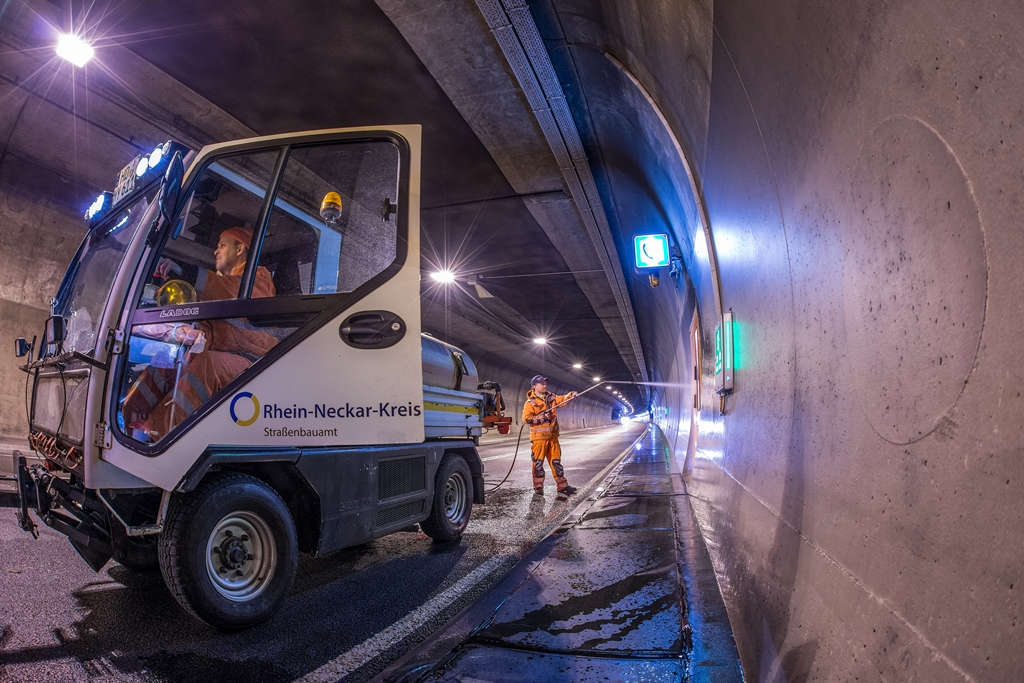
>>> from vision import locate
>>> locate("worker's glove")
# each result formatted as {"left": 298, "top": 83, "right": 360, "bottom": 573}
{"left": 171, "top": 325, "right": 204, "bottom": 348}
{"left": 567, "top": 392, "right": 578, "bottom": 399}
{"left": 153, "top": 258, "right": 182, "bottom": 281}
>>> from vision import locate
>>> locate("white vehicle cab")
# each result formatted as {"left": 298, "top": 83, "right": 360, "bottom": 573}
{"left": 9, "top": 126, "right": 510, "bottom": 629}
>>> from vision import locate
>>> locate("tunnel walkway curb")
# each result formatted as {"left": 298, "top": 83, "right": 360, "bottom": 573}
{"left": 375, "top": 424, "right": 743, "bottom": 681}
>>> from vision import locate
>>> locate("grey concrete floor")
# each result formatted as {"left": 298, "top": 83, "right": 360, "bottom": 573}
{"left": 0, "top": 422, "right": 644, "bottom": 681}
{"left": 380, "top": 424, "right": 742, "bottom": 682}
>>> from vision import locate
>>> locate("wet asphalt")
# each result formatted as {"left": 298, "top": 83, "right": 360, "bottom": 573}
{"left": 0, "top": 423, "right": 645, "bottom": 682}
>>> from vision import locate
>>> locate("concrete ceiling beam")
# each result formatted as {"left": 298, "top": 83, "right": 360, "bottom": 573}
{"left": 376, "top": 0, "right": 649, "bottom": 385}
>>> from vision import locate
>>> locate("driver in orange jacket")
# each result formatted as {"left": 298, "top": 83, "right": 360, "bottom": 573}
{"left": 122, "top": 227, "right": 279, "bottom": 442}
{"left": 522, "top": 375, "right": 578, "bottom": 495}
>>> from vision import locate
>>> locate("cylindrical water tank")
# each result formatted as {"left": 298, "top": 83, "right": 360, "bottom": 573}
{"left": 421, "top": 333, "right": 480, "bottom": 392}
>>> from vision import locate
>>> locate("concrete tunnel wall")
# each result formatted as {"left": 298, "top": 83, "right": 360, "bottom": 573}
{"left": 536, "top": 0, "right": 1024, "bottom": 679}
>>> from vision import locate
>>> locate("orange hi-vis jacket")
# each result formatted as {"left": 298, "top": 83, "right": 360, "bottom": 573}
{"left": 522, "top": 390, "right": 572, "bottom": 442}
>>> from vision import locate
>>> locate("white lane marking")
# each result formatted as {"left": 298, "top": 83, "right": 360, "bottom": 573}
{"left": 300, "top": 424, "right": 642, "bottom": 681}
{"left": 296, "top": 555, "right": 509, "bottom": 682}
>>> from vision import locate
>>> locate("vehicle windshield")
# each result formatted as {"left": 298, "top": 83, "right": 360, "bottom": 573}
{"left": 53, "top": 186, "right": 158, "bottom": 355}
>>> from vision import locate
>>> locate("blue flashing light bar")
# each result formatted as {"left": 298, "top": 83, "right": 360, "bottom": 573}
{"left": 89, "top": 140, "right": 180, "bottom": 226}
{"left": 84, "top": 191, "right": 112, "bottom": 223}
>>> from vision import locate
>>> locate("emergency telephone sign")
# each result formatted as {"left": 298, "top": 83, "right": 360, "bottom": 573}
{"left": 633, "top": 233, "right": 671, "bottom": 269}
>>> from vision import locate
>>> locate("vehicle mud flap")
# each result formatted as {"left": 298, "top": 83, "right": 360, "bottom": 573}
{"left": 69, "top": 536, "right": 112, "bottom": 572}
{"left": 11, "top": 456, "right": 37, "bottom": 536}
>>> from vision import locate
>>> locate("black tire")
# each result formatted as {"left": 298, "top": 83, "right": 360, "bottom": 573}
{"left": 158, "top": 472, "right": 298, "bottom": 630}
{"left": 420, "top": 454, "right": 473, "bottom": 543}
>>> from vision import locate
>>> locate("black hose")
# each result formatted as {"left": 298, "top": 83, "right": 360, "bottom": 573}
{"left": 482, "top": 381, "right": 607, "bottom": 493}
{"left": 483, "top": 422, "right": 528, "bottom": 493}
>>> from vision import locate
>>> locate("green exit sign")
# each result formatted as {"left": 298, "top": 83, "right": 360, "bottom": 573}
{"left": 714, "top": 310, "right": 734, "bottom": 394}
{"left": 715, "top": 326, "right": 723, "bottom": 375}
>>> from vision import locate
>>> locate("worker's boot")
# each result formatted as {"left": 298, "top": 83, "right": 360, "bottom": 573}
{"left": 558, "top": 485, "right": 578, "bottom": 495}
{"left": 534, "top": 487, "right": 544, "bottom": 495}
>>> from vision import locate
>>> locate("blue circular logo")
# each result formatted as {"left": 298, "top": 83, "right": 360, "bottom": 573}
{"left": 229, "top": 392, "right": 260, "bottom": 426}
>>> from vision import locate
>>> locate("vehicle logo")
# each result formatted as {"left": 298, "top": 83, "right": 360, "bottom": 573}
{"left": 229, "top": 391, "right": 260, "bottom": 426}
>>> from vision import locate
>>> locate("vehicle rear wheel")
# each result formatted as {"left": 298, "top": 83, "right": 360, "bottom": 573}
{"left": 158, "top": 472, "right": 297, "bottom": 630}
{"left": 420, "top": 454, "right": 473, "bottom": 542}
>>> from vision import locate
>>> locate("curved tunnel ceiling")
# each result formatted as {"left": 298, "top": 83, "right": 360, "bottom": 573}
{"left": 3, "top": 0, "right": 642, "bottom": 406}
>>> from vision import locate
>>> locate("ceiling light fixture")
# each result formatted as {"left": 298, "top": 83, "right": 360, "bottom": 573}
{"left": 430, "top": 269, "right": 456, "bottom": 284}
{"left": 56, "top": 33, "right": 94, "bottom": 67}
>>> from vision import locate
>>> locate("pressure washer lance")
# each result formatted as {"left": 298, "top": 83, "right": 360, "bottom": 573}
{"left": 484, "top": 382, "right": 607, "bottom": 493}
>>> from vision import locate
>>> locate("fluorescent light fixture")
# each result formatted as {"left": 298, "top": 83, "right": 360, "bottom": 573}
{"left": 56, "top": 34, "right": 94, "bottom": 67}
{"left": 430, "top": 269, "right": 456, "bottom": 284}
{"left": 592, "top": 376, "right": 601, "bottom": 382}
{"left": 572, "top": 363, "right": 583, "bottom": 370}
{"left": 532, "top": 337, "right": 548, "bottom": 345}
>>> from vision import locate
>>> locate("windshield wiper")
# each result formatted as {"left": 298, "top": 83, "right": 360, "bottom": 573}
{"left": 21, "top": 350, "right": 107, "bottom": 373}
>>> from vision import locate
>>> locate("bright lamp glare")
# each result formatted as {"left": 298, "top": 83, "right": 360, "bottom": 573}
{"left": 572, "top": 363, "right": 582, "bottom": 370}
{"left": 430, "top": 269, "right": 456, "bottom": 284}
{"left": 85, "top": 193, "right": 105, "bottom": 220}
{"left": 135, "top": 156, "right": 149, "bottom": 177}
{"left": 148, "top": 144, "right": 165, "bottom": 168}
{"left": 593, "top": 376, "right": 601, "bottom": 382}
{"left": 532, "top": 337, "right": 548, "bottom": 345}
{"left": 56, "top": 34, "right": 94, "bottom": 67}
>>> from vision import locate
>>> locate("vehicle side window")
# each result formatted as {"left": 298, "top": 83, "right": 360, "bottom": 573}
{"left": 137, "top": 150, "right": 279, "bottom": 308}
{"left": 117, "top": 317, "right": 298, "bottom": 444}
{"left": 119, "top": 149, "right": 290, "bottom": 445}
{"left": 254, "top": 141, "right": 399, "bottom": 298}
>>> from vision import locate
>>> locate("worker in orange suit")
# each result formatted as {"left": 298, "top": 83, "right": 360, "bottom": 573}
{"left": 123, "top": 227, "right": 279, "bottom": 442}
{"left": 522, "top": 375, "right": 578, "bottom": 495}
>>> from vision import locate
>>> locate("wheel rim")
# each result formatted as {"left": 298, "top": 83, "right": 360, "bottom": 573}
{"left": 205, "top": 510, "right": 277, "bottom": 602}
{"left": 443, "top": 471, "right": 468, "bottom": 524}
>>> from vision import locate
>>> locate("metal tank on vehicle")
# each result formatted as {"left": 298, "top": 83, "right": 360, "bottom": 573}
{"left": 420, "top": 333, "right": 482, "bottom": 438}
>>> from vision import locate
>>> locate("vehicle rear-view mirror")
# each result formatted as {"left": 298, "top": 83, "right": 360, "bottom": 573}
{"left": 159, "top": 151, "right": 184, "bottom": 225}
{"left": 14, "top": 337, "right": 31, "bottom": 358}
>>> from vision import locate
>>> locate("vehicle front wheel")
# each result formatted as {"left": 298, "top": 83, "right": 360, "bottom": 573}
{"left": 158, "top": 472, "right": 297, "bottom": 630}
{"left": 420, "top": 454, "right": 473, "bottom": 542}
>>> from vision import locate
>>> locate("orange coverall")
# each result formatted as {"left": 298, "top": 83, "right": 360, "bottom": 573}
{"left": 522, "top": 389, "right": 573, "bottom": 491}
{"left": 123, "top": 266, "right": 278, "bottom": 441}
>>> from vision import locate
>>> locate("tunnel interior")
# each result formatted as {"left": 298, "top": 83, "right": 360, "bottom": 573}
{"left": 1, "top": 0, "right": 1022, "bottom": 679}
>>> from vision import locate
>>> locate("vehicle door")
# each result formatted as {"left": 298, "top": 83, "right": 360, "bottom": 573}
{"left": 102, "top": 126, "right": 424, "bottom": 491}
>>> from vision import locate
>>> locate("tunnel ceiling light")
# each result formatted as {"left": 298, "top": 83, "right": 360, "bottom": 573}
{"left": 592, "top": 376, "right": 601, "bottom": 382}
{"left": 532, "top": 337, "right": 548, "bottom": 345}
{"left": 572, "top": 363, "right": 583, "bottom": 370}
{"left": 56, "top": 33, "right": 94, "bottom": 67}
{"left": 430, "top": 269, "right": 456, "bottom": 284}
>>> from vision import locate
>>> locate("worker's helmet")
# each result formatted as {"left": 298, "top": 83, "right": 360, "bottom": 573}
{"left": 530, "top": 375, "right": 548, "bottom": 386}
